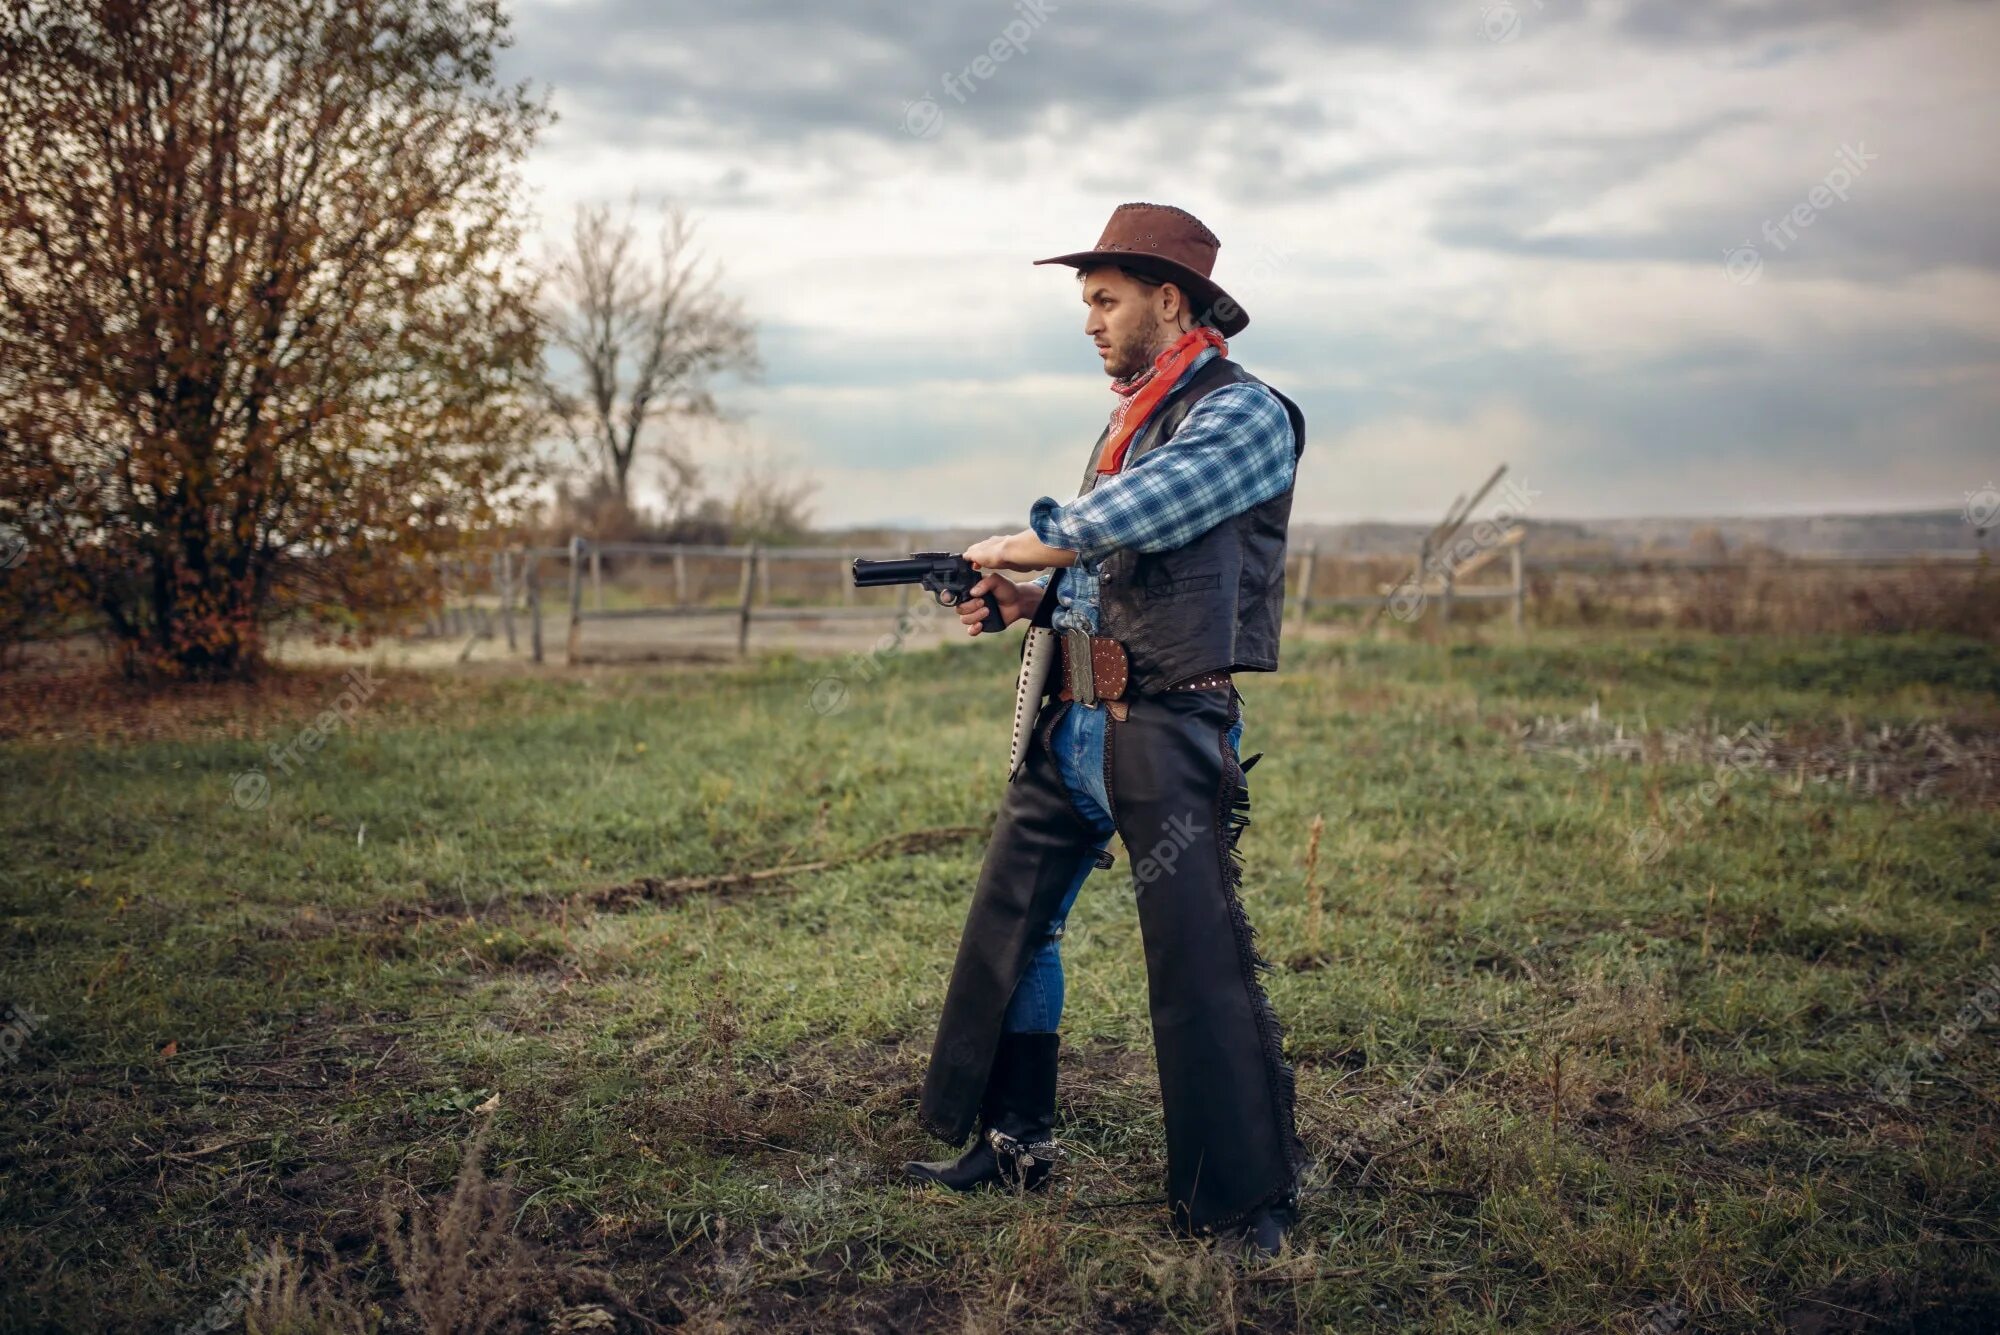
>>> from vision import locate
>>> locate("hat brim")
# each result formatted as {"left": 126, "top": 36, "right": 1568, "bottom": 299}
{"left": 1034, "top": 249, "right": 1250, "bottom": 337}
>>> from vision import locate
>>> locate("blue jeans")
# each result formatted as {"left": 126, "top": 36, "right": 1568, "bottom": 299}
{"left": 1000, "top": 699, "right": 1247, "bottom": 1034}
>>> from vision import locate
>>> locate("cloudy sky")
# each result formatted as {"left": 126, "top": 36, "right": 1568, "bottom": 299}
{"left": 497, "top": 0, "right": 2000, "bottom": 529}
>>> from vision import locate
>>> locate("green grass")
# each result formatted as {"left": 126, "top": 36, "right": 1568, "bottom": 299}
{"left": 3, "top": 631, "right": 1998, "bottom": 1332}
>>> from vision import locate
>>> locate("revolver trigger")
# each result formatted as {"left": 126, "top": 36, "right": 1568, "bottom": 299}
{"left": 1092, "top": 848, "right": 1115, "bottom": 869}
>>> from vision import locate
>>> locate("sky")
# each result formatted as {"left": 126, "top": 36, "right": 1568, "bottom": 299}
{"left": 496, "top": 0, "right": 2000, "bottom": 530}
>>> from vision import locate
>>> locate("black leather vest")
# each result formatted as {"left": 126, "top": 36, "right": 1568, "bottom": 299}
{"left": 1034, "top": 355, "right": 1306, "bottom": 694}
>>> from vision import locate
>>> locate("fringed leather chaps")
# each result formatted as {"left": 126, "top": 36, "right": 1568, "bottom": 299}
{"left": 917, "top": 704, "right": 1098, "bottom": 1147}
{"left": 917, "top": 687, "right": 1307, "bottom": 1235}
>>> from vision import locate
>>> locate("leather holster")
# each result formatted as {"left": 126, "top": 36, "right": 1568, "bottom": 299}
{"left": 1057, "top": 628, "right": 1128, "bottom": 706}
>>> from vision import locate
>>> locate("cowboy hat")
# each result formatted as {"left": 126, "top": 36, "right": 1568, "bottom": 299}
{"left": 1034, "top": 201, "right": 1249, "bottom": 337}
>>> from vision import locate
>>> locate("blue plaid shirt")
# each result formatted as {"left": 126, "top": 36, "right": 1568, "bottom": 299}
{"left": 1026, "top": 347, "right": 1297, "bottom": 634}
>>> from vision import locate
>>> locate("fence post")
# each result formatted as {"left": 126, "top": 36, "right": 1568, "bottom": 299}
{"left": 424, "top": 559, "right": 441, "bottom": 636}
{"left": 1511, "top": 536, "right": 1527, "bottom": 629}
{"left": 758, "top": 547, "right": 773, "bottom": 605}
{"left": 840, "top": 554, "right": 854, "bottom": 605}
{"left": 737, "top": 542, "right": 760, "bottom": 657}
{"left": 566, "top": 535, "right": 584, "bottom": 665}
{"left": 590, "top": 546, "right": 604, "bottom": 612}
{"left": 499, "top": 549, "right": 517, "bottom": 652}
{"left": 471, "top": 557, "right": 492, "bottom": 637}
{"left": 1297, "top": 543, "right": 1317, "bottom": 621}
{"left": 673, "top": 549, "right": 688, "bottom": 605}
{"left": 1407, "top": 536, "right": 1431, "bottom": 631}
{"left": 528, "top": 555, "right": 544, "bottom": 664}
{"left": 1440, "top": 565, "right": 1455, "bottom": 626}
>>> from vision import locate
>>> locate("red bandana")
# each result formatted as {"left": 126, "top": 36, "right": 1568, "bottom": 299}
{"left": 1097, "top": 326, "right": 1228, "bottom": 474}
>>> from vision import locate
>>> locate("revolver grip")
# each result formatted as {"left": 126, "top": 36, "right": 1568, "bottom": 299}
{"left": 954, "top": 569, "right": 1008, "bottom": 633}
{"left": 931, "top": 568, "right": 1009, "bottom": 633}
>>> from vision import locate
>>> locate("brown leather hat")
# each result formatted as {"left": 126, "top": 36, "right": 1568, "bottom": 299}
{"left": 1034, "top": 201, "right": 1249, "bottom": 337}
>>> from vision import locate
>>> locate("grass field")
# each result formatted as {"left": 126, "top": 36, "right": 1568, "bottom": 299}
{"left": 3, "top": 632, "right": 1998, "bottom": 1333}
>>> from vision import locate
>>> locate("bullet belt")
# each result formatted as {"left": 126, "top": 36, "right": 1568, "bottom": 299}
{"left": 1055, "top": 628, "right": 1231, "bottom": 712}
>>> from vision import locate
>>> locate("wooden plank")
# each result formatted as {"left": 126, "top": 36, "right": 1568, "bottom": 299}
{"left": 1451, "top": 526, "right": 1526, "bottom": 581}
{"left": 1511, "top": 539, "right": 1526, "bottom": 629}
{"left": 737, "top": 543, "right": 759, "bottom": 657}
{"left": 527, "top": 554, "right": 544, "bottom": 664}
{"left": 566, "top": 535, "right": 584, "bottom": 665}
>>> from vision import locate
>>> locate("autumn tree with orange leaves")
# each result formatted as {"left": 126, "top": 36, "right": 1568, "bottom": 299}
{"left": 0, "top": 0, "right": 548, "bottom": 679}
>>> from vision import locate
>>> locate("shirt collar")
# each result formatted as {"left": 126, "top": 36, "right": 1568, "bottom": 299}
{"left": 1172, "top": 344, "right": 1221, "bottom": 393}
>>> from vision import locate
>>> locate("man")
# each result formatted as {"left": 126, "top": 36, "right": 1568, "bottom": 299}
{"left": 901, "top": 202, "right": 1310, "bottom": 1258}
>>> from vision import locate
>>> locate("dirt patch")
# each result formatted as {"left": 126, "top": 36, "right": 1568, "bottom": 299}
{"left": 0, "top": 1014, "right": 434, "bottom": 1276}
{"left": 0, "top": 657, "right": 446, "bottom": 745}
{"left": 1784, "top": 1274, "right": 2000, "bottom": 1334}
{"left": 270, "top": 825, "right": 990, "bottom": 950}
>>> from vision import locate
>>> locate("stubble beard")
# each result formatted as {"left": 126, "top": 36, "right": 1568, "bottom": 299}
{"left": 1103, "top": 322, "right": 1174, "bottom": 380}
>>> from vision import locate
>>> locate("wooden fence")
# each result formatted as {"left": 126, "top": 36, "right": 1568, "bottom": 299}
{"left": 419, "top": 538, "right": 1985, "bottom": 664}
{"left": 439, "top": 539, "right": 935, "bottom": 664}
{"left": 422, "top": 537, "right": 1534, "bottom": 663}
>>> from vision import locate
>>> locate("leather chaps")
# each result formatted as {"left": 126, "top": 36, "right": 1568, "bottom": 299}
{"left": 916, "top": 686, "right": 1308, "bottom": 1235}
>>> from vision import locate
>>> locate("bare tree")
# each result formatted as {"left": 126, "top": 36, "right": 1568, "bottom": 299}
{"left": 724, "top": 437, "right": 818, "bottom": 543}
{"left": 540, "top": 202, "right": 760, "bottom": 517}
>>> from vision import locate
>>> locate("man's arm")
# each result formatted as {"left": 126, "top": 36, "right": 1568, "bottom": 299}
{"left": 1026, "top": 383, "right": 1296, "bottom": 563}
{"left": 962, "top": 530, "right": 1076, "bottom": 573}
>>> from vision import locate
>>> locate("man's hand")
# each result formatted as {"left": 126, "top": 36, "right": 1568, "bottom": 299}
{"left": 955, "top": 572, "right": 1042, "bottom": 636}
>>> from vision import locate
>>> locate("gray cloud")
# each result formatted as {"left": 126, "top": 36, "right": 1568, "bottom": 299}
{"left": 507, "top": 0, "right": 1451, "bottom": 150}
{"left": 506, "top": 0, "right": 1973, "bottom": 152}
{"left": 1613, "top": 0, "right": 1925, "bottom": 43}
{"left": 505, "top": 0, "right": 2000, "bottom": 525}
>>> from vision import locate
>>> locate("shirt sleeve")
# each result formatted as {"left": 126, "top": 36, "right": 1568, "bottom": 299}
{"left": 1028, "top": 383, "right": 1296, "bottom": 565}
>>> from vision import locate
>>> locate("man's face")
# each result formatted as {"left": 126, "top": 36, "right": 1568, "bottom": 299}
{"left": 1080, "top": 266, "right": 1181, "bottom": 379}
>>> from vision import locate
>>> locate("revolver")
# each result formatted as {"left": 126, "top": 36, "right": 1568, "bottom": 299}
{"left": 851, "top": 552, "right": 1008, "bottom": 633}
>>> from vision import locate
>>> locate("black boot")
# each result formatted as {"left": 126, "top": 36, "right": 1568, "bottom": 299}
{"left": 905, "top": 1031, "right": 1060, "bottom": 1192}
{"left": 1229, "top": 1200, "right": 1293, "bottom": 1260}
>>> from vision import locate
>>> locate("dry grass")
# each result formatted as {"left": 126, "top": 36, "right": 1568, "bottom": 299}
{"left": 1532, "top": 562, "right": 2000, "bottom": 639}
{"left": 5, "top": 633, "right": 1998, "bottom": 1331}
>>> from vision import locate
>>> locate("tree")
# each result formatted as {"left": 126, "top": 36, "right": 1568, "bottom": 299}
{"left": 0, "top": 0, "right": 548, "bottom": 679}
{"left": 539, "top": 201, "right": 760, "bottom": 518}
{"left": 723, "top": 438, "right": 818, "bottom": 544}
